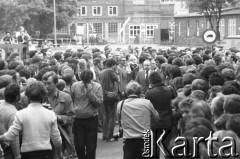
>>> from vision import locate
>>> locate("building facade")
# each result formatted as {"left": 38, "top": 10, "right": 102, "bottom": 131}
{"left": 73, "top": 0, "right": 188, "bottom": 44}
{"left": 174, "top": 7, "right": 240, "bottom": 47}
{"left": 71, "top": 0, "right": 124, "bottom": 44}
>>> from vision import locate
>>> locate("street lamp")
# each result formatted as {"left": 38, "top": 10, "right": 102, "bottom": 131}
{"left": 53, "top": 0, "right": 57, "bottom": 47}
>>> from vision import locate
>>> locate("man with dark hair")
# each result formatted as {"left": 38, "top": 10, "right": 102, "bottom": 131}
{"left": 42, "top": 71, "right": 75, "bottom": 158}
{"left": 145, "top": 72, "right": 174, "bottom": 157}
{"left": 19, "top": 69, "right": 31, "bottom": 80}
{"left": 71, "top": 69, "right": 103, "bottom": 159}
{"left": 0, "top": 84, "right": 21, "bottom": 159}
{"left": 99, "top": 58, "right": 120, "bottom": 141}
{"left": 155, "top": 55, "right": 166, "bottom": 83}
{"left": 209, "top": 72, "right": 225, "bottom": 86}
{"left": 2, "top": 31, "right": 14, "bottom": 44}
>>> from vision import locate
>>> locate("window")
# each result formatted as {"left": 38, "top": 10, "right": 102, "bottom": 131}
{"left": 187, "top": 21, "right": 189, "bottom": 36}
{"left": 109, "top": 23, "right": 118, "bottom": 33}
{"left": 228, "top": 18, "right": 236, "bottom": 36}
{"left": 56, "top": 26, "right": 69, "bottom": 34}
{"left": 178, "top": 22, "right": 181, "bottom": 36}
{"left": 146, "top": 25, "right": 157, "bottom": 38}
{"left": 196, "top": 21, "right": 199, "bottom": 36}
{"left": 133, "top": 0, "right": 144, "bottom": 4}
{"left": 92, "top": 6, "right": 102, "bottom": 16}
{"left": 108, "top": 6, "right": 118, "bottom": 16}
{"left": 219, "top": 19, "right": 225, "bottom": 37}
{"left": 77, "top": 6, "right": 87, "bottom": 16}
{"left": 129, "top": 25, "right": 140, "bottom": 38}
{"left": 93, "top": 23, "right": 102, "bottom": 33}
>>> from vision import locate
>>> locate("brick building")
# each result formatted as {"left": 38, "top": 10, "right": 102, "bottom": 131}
{"left": 174, "top": 7, "right": 240, "bottom": 48}
{"left": 71, "top": 0, "right": 124, "bottom": 44}
{"left": 73, "top": 0, "right": 188, "bottom": 44}
{"left": 122, "top": 0, "right": 175, "bottom": 44}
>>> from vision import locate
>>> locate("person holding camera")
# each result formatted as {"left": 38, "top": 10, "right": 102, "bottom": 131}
{"left": 117, "top": 81, "right": 159, "bottom": 159}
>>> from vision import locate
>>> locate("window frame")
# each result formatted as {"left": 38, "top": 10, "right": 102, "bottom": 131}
{"left": 93, "top": 23, "right": 103, "bottom": 34}
{"left": 146, "top": 25, "right": 157, "bottom": 38}
{"left": 92, "top": 6, "right": 102, "bottom": 16}
{"left": 108, "top": 6, "right": 118, "bottom": 16}
{"left": 129, "top": 25, "right": 141, "bottom": 38}
{"left": 109, "top": 23, "right": 118, "bottom": 33}
{"left": 77, "top": 6, "right": 87, "bottom": 16}
{"left": 219, "top": 19, "right": 225, "bottom": 37}
{"left": 228, "top": 18, "right": 236, "bottom": 36}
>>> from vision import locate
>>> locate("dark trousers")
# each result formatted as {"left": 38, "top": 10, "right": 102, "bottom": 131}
{"left": 21, "top": 150, "right": 52, "bottom": 159}
{"left": 98, "top": 103, "right": 104, "bottom": 131}
{"left": 103, "top": 101, "right": 117, "bottom": 139}
{"left": 73, "top": 117, "right": 98, "bottom": 159}
{"left": 123, "top": 138, "right": 144, "bottom": 159}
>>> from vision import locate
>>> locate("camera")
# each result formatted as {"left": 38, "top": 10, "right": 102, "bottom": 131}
{"left": 113, "top": 128, "right": 123, "bottom": 140}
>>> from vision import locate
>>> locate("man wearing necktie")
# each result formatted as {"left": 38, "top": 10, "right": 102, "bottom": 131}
{"left": 135, "top": 60, "right": 151, "bottom": 95}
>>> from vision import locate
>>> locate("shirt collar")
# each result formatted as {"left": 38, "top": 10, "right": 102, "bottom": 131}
{"left": 28, "top": 103, "right": 43, "bottom": 107}
{"left": 128, "top": 95, "right": 139, "bottom": 98}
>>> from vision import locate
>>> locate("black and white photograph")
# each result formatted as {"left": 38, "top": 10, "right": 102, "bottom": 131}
{"left": 0, "top": 0, "right": 240, "bottom": 159}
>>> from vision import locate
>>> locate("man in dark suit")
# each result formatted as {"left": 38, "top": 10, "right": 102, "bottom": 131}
{"left": 135, "top": 60, "right": 151, "bottom": 95}
{"left": 117, "top": 56, "right": 128, "bottom": 99}
{"left": 17, "top": 31, "right": 29, "bottom": 44}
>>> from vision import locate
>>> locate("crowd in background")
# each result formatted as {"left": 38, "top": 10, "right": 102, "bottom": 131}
{"left": 0, "top": 42, "right": 239, "bottom": 159}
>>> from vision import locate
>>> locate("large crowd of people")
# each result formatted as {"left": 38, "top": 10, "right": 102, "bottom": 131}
{"left": 0, "top": 37, "right": 239, "bottom": 159}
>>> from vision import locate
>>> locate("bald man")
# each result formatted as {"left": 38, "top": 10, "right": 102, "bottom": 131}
{"left": 135, "top": 60, "right": 151, "bottom": 95}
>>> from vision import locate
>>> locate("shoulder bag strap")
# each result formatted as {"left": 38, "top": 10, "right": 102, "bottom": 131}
{"left": 119, "top": 100, "right": 125, "bottom": 128}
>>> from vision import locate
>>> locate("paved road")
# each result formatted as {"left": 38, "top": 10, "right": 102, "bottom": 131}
{"left": 96, "top": 133, "right": 123, "bottom": 159}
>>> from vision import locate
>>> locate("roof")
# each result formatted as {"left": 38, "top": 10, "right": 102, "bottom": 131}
{"left": 175, "top": 6, "right": 240, "bottom": 18}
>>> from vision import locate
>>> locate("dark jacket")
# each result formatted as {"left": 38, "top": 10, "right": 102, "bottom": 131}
{"left": 17, "top": 35, "right": 29, "bottom": 44}
{"left": 99, "top": 68, "right": 119, "bottom": 100}
{"left": 145, "top": 83, "right": 173, "bottom": 129}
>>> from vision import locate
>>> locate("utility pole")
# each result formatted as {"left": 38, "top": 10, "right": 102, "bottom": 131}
{"left": 53, "top": 0, "right": 57, "bottom": 47}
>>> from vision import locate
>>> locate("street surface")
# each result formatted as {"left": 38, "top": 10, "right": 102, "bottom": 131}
{"left": 96, "top": 133, "right": 123, "bottom": 159}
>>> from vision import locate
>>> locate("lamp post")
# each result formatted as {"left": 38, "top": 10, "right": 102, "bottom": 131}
{"left": 53, "top": 0, "right": 57, "bottom": 47}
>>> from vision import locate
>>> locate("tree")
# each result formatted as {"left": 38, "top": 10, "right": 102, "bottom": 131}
{"left": 189, "top": 0, "right": 237, "bottom": 40}
{"left": 0, "top": 0, "right": 77, "bottom": 38}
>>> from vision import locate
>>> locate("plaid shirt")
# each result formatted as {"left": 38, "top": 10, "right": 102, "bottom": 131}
{"left": 0, "top": 101, "right": 21, "bottom": 159}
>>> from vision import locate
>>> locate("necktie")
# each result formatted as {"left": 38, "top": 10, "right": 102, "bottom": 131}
{"left": 145, "top": 70, "right": 149, "bottom": 86}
